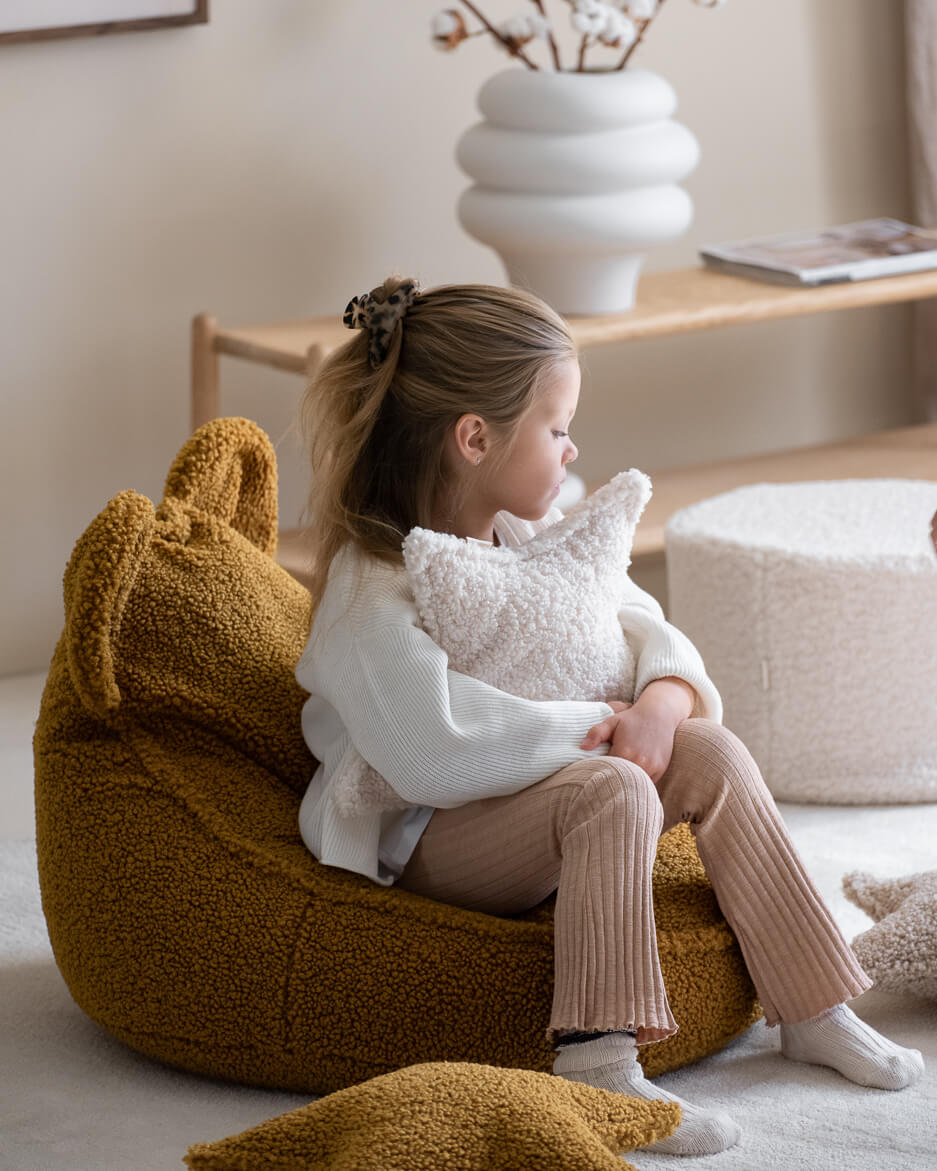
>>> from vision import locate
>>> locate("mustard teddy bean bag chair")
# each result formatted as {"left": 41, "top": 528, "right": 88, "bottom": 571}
{"left": 33, "top": 417, "right": 759, "bottom": 1094}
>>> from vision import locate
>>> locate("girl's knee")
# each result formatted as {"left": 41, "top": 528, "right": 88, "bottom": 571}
{"left": 671, "top": 718, "right": 766, "bottom": 806}
{"left": 675, "top": 718, "right": 755, "bottom": 766}
{"left": 563, "top": 756, "right": 662, "bottom": 828}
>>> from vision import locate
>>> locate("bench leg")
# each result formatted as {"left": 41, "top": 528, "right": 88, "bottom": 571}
{"left": 191, "top": 313, "right": 220, "bottom": 432}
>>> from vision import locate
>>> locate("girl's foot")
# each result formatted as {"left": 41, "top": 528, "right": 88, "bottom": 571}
{"left": 780, "top": 1003, "right": 924, "bottom": 1090}
{"left": 553, "top": 1032, "right": 740, "bottom": 1156}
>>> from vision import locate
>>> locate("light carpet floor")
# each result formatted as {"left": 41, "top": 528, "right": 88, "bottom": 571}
{"left": 2, "top": 804, "right": 936, "bottom": 1168}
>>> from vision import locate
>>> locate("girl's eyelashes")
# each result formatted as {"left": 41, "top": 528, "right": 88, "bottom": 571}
{"left": 552, "top": 430, "right": 569, "bottom": 439}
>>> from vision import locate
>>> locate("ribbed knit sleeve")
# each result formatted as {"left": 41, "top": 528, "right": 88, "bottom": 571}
{"left": 294, "top": 543, "right": 616, "bottom": 812}
{"left": 617, "top": 577, "right": 723, "bottom": 722}
{"left": 321, "top": 621, "right": 614, "bottom": 809}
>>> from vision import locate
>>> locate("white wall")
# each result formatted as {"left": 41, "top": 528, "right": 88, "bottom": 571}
{"left": 0, "top": 0, "right": 912, "bottom": 675}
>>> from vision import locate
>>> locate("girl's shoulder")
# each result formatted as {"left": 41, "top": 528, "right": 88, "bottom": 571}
{"left": 297, "top": 545, "right": 420, "bottom": 681}
{"left": 315, "top": 543, "right": 419, "bottom": 635}
{"left": 311, "top": 508, "right": 563, "bottom": 648}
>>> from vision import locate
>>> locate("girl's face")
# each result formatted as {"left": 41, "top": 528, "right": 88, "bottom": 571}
{"left": 486, "top": 358, "right": 581, "bottom": 521}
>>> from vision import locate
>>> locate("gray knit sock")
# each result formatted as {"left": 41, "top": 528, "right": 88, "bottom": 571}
{"left": 553, "top": 1031, "right": 741, "bottom": 1156}
{"left": 780, "top": 1002, "right": 924, "bottom": 1090}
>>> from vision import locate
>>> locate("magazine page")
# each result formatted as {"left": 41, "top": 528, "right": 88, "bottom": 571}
{"left": 700, "top": 218, "right": 937, "bottom": 285}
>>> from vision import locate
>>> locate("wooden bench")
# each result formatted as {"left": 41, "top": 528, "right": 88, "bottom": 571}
{"left": 191, "top": 265, "right": 937, "bottom": 587}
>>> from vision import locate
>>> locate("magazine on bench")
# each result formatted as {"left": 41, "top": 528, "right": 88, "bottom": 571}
{"left": 699, "top": 217, "right": 937, "bottom": 287}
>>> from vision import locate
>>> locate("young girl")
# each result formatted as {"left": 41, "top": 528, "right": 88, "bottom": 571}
{"left": 294, "top": 277, "right": 923, "bottom": 1156}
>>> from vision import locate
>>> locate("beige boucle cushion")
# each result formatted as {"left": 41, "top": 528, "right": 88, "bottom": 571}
{"left": 843, "top": 869, "right": 937, "bottom": 1000}
{"left": 667, "top": 479, "right": 937, "bottom": 803}
{"left": 333, "top": 469, "right": 651, "bottom": 815}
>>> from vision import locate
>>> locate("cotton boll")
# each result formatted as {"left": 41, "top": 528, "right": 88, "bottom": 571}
{"left": 571, "top": 12, "right": 603, "bottom": 35}
{"left": 431, "top": 8, "right": 469, "bottom": 50}
{"left": 431, "top": 9, "right": 458, "bottom": 35}
{"left": 600, "top": 10, "right": 638, "bottom": 47}
{"left": 627, "top": 0, "right": 658, "bottom": 19}
{"left": 571, "top": 1, "right": 610, "bottom": 36}
{"left": 499, "top": 13, "right": 550, "bottom": 43}
{"left": 500, "top": 16, "right": 529, "bottom": 39}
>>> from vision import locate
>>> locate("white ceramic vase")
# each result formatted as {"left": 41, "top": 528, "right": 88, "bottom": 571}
{"left": 456, "top": 68, "right": 700, "bottom": 315}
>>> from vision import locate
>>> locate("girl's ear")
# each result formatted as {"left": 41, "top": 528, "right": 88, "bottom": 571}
{"left": 452, "top": 413, "right": 489, "bottom": 466}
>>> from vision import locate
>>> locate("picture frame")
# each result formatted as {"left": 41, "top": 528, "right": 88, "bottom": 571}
{"left": 0, "top": 0, "right": 208, "bottom": 45}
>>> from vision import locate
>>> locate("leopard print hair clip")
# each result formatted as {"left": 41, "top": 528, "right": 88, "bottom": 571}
{"left": 343, "top": 280, "right": 421, "bottom": 368}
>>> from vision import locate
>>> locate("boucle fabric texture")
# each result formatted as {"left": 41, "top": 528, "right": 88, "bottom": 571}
{"left": 843, "top": 869, "right": 937, "bottom": 1000}
{"left": 33, "top": 416, "right": 758, "bottom": 1095}
{"left": 334, "top": 469, "right": 648, "bottom": 816}
{"left": 406, "top": 469, "right": 649, "bottom": 701}
{"left": 334, "top": 468, "right": 719, "bottom": 816}
{"left": 183, "top": 1062, "right": 680, "bottom": 1171}
{"left": 666, "top": 479, "right": 937, "bottom": 803}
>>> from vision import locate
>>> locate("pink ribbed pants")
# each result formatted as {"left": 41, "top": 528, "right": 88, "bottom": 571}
{"left": 398, "top": 719, "right": 871, "bottom": 1045}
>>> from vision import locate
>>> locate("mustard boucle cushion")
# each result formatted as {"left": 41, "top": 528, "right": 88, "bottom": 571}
{"left": 33, "top": 416, "right": 759, "bottom": 1096}
{"left": 843, "top": 869, "right": 937, "bottom": 1000}
{"left": 184, "top": 1062, "right": 680, "bottom": 1171}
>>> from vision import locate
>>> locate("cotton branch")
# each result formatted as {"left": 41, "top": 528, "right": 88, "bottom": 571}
{"left": 577, "top": 33, "right": 591, "bottom": 71}
{"left": 617, "top": 0, "right": 669, "bottom": 69}
{"left": 459, "top": 0, "right": 541, "bottom": 69}
{"left": 528, "top": 0, "right": 562, "bottom": 70}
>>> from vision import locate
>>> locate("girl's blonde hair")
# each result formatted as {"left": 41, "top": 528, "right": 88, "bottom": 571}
{"left": 299, "top": 276, "right": 577, "bottom": 616}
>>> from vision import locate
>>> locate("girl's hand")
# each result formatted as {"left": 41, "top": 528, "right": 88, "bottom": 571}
{"left": 581, "top": 678, "right": 696, "bottom": 783}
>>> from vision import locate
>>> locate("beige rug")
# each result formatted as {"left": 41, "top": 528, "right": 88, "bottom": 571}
{"left": 2, "top": 799, "right": 936, "bottom": 1170}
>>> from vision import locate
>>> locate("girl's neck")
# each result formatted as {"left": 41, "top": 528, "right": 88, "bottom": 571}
{"left": 451, "top": 519, "right": 501, "bottom": 545}
{"left": 433, "top": 500, "right": 501, "bottom": 545}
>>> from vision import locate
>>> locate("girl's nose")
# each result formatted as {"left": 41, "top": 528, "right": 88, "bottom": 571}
{"left": 564, "top": 440, "right": 578, "bottom": 464}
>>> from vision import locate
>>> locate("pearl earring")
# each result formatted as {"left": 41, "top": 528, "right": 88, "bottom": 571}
{"left": 475, "top": 456, "right": 482, "bottom": 465}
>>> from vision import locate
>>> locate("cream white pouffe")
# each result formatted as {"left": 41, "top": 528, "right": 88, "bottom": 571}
{"left": 665, "top": 479, "right": 937, "bottom": 804}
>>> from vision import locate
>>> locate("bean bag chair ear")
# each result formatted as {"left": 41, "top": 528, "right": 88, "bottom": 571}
{"left": 34, "top": 416, "right": 759, "bottom": 1096}
{"left": 62, "top": 488, "right": 156, "bottom": 719}
{"left": 183, "top": 1063, "right": 680, "bottom": 1171}
{"left": 161, "top": 413, "right": 279, "bottom": 556}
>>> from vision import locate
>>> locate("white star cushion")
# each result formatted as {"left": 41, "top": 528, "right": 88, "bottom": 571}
{"left": 404, "top": 468, "right": 651, "bottom": 703}
{"left": 331, "top": 469, "right": 652, "bottom": 816}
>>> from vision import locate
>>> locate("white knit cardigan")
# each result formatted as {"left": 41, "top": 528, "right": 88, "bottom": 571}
{"left": 295, "top": 505, "right": 722, "bottom": 886}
